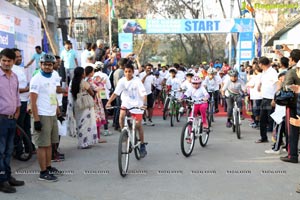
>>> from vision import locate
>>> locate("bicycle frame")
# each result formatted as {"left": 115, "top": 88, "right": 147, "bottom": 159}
{"left": 123, "top": 112, "right": 141, "bottom": 150}
{"left": 186, "top": 100, "right": 202, "bottom": 136}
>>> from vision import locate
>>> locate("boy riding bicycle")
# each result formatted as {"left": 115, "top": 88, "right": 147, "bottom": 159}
{"left": 202, "top": 67, "right": 222, "bottom": 113}
{"left": 221, "top": 69, "right": 246, "bottom": 128}
{"left": 106, "top": 62, "right": 148, "bottom": 158}
{"left": 183, "top": 77, "right": 210, "bottom": 131}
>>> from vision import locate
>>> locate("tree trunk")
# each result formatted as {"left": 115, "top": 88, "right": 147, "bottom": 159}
{"left": 68, "top": 0, "right": 75, "bottom": 38}
{"left": 29, "top": 0, "right": 59, "bottom": 55}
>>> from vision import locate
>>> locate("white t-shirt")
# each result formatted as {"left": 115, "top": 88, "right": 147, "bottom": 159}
{"left": 139, "top": 71, "right": 155, "bottom": 95}
{"left": 93, "top": 71, "right": 112, "bottom": 99}
{"left": 153, "top": 76, "right": 164, "bottom": 90}
{"left": 114, "top": 77, "right": 147, "bottom": 114}
{"left": 202, "top": 76, "right": 222, "bottom": 92}
{"left": 181, "top": 80, "right": 192, "bottom": 91}
{"left": 222, "top": 79, "right": 246, "bottom": 97}
{"left": 185, "top": 86, "right": 209, "bottom": 102}
{"left": 247, "top": 73, "right": 262, "bottom": 100}
{"left": 12, "top": 65, "right": 29, "bottom": 102}
{"left": 160, "top": 70, "right": 168, "bottom": 79}
{"left": 81, "top": 50, "right": 92, "bottom": 68}
{"left": 30, "top": 72, "right": 59, "bottom": 116}
{"left": 53, "top": 70, "right": 63, "bottom": 106}
{"left": 166, "top": 77, "right": 182, "bottom": 98}
{"left": 260, "top": 67, "right": 278, "bottom": 99}
{"left": 176, "top": 70, "right": 186, "bottom": 82}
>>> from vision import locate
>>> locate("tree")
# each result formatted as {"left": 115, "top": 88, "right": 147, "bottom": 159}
{"left": 29, "top": 0, "right": 59, "bottom": 55}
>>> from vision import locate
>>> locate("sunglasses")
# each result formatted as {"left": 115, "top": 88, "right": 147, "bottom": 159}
{"left": 192, "top": 83, "right": 200, "bottom": 85}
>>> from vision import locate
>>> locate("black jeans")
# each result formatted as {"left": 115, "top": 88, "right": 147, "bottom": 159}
{"left": 286, "top": 107, "right": 299, "bottom": 160}
{"left": 208, "top": 91, "right": 219, "bottom": 110}
{"left": 15, "top": 101, "right": 34, "bottom": 156}
{"left": 259, "top": 98, "right": 273, "bottom": 141}
{"left": 113, "top": 97, "right": 122, "bottom": 129}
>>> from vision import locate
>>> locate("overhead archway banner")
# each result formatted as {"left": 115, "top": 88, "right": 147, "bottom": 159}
{"left": 118, "top": 18, "right": 254, "bottom": 34}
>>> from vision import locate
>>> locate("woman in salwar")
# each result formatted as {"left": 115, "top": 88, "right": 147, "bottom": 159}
{"left": 84, "top": 66, "right": 107, "bottom": 143}
{"left": 67, "top": 67, "right": 98, "bottom": 149}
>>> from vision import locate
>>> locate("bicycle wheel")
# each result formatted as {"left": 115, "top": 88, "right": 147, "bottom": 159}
{"left": 180, "top": 122, "right": 195, "bottom": 157}
{"left": 134, "top": 132, "right": 141, "bottom": 160}
{"left": 236, "top": 112, "right": 241, "bottom": 139}
{"left": 199, "top": 122, "right": 209, "bottom": 147}
{"left": 176, "top": 104, "right": 181, "bottom": 122}
{"left": 170, "top": 101, "right": 175, "bottom": 127}
{"left": 163, "top": 97, "right": 170, "bottom": 120}
{"left": 118, "top": 129, "right": 130, "bottom": 177}
{"left": 14, "top": 125, "right": 33, "bottom": 161}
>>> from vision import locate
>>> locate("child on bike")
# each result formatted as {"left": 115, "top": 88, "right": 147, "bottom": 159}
{"left": 106, "top": 62, "right": 148, "bottom": 158}
{"left": 184, "top": 76, "right": 210, "bottom": 130}
{"left": 166, "top": 67, "right": 184, "bottom": 112}
{"left": 181, "top": 70, "right": 194, "bottom": 92}
{"left": 202, "top": 67, "right": 222, "bottom": 113}
{"left": 221, "top": 69, "right": 246, "bottom": 128}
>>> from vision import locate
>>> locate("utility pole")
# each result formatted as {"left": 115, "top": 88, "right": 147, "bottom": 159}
{"left": 47, "top": 0, "right": 58, "bottom": 53}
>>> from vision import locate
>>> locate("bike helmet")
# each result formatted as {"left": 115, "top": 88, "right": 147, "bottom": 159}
{"left": 40, "top": 54, "right": 56, "bottom": 63}
{"left": 191, "top": 76, "right": 202, "bottom": 84}
{"left": 203, "top": 65, "right": 210, "bottom": 71}
{"left": 168, "top": 67, "right": 177, "bottom": 73}
{"left": 186, "top": 69, "right": 194, "bottom": 76}
{"left": 207, "top": 67, "right": 217, "bottom": 75}
{"left": 228, "top": 69, "right": 239, "bottom": 77}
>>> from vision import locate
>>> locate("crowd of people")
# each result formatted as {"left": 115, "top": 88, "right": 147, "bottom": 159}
{"left": 1, "top": 40, "right": 300, "bottom": 193}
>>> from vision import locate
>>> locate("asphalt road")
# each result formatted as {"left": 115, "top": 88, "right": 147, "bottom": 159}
{"left": 2, "top": 116, "right": 300, "bottom": 200}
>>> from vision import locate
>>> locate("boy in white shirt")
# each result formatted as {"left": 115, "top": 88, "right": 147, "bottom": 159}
{"left": 202, "top": 68, "right": 222, "bottom": 113}
{"left": 153, "top": 71, "right": 164, "bottom": 109}
{"left": 106, "top": 63, "right": 148, "bottom": 158}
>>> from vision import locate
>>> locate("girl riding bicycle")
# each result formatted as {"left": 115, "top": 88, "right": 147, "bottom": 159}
{"left": 221, "top": 69, "right": 246, "bottom": 128}
{"left": 184, "top": 77, "right": 210, "bottom": 130}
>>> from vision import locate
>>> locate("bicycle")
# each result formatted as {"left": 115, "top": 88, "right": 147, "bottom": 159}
{"left": 13, "top": 124, "right": 33, "bottom": 161}
{"left": 207, "top": 91, "right": 215, "bottom": 127}
{"left": 163, "top": 90, "right": 182, "bottom": 127}
{"left": 108, "top": 107, "right": 146, "bottom": 177}
{"left": 231, "top": 95, "right": 241, "bottom": 139}
{"left": 180, "top": 99, "right": 210, "bottom": 157}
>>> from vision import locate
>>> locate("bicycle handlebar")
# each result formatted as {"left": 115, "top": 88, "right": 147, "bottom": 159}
{"left": 106, "top": 106, "right": 146, "bottom": 111}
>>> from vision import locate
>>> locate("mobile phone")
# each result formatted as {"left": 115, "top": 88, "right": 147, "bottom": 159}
{"left": 275, "top": 45, "right": 283, "bottom": 50}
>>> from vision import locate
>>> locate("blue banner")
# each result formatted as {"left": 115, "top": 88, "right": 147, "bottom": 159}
{"left": 118, "top": 33, "right": 133, "bottom": 57}
{"left": 146, "top": 18, "right": 254, "bottom": 34}
{"left": 0, "top": 31, "right": 14, "bottom": 48}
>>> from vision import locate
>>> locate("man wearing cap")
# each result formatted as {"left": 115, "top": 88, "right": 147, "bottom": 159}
{"left": 60, "top": 40, "right": 78, "bottom": 85}
{"left": 0, "top": 48, "right": 25, "bottom": 193}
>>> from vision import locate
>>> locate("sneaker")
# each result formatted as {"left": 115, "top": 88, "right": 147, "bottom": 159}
{"left": 47, "top": 166, "right": 63, "bottom": 176}
{"left": 140, "top": 144, "right": 147, "bottom": 158}
{"left": 264, "top": 149, "right": 282, "bottom": 155}
{"left": 0, "top": 182, "right": 16, "bottom": 193}
{"left": 249, "top": 122, "right": 256, "bottom": 127}
{"left": 103, "top": 130, "right": 112, "bottom": 136}
{"left": 296, "top": 184, "right": 300, "bottom": 193}
{"left": 39, "top": 171, "right": 58, "bottom": 182}
{"left": 147, "top": 120, "right": 155, "bottom": 126}
{"left": 142, "top": 120, "right": 147, "bottom": 125}
{"left": 214, "top": 108, "right": 219, "bottom": 113}
{"left": 226, "top": 121, "right": 232, "bottom": 128}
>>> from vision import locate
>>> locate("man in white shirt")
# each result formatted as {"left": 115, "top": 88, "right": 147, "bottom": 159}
{"left": 80, "top": 42, "right": 92, "bottom": 68}
{"left": 30, "top": 54, "right": 62, "bottom": 182}
{"left": 12, "top": 48, "right": 35, "bottom": 160}
{"left": 139, "top": 63, "right": 155, "bottom": 126}
{"left": 256, "top": 57, "right": 278, "bottom": 143}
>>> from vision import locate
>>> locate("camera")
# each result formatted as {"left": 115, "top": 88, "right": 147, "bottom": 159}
{"left": 275, "top": 45, "right": 283, "bottom": 50}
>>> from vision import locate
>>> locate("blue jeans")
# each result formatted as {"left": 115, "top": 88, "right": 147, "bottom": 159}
{"left": 0, "top": 117, "right": 16, "bottom": 183}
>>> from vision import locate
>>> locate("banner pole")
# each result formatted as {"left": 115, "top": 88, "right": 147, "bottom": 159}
{"left": 108, "top": 0, "right": 112, "bottom": 53}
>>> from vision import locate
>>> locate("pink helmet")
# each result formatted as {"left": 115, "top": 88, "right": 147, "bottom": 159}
{"left": 191, "top": 76, "right": 201, "bottom": 84}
